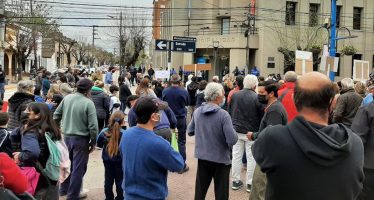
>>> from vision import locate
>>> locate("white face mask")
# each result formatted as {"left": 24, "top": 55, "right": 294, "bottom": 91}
{"left": 219, "top": 96, "right": 226, "bottom": 108}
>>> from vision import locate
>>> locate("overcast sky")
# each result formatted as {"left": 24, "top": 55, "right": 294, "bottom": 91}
{"left": 52, "top": 0, "right": 153, "bottom": 54}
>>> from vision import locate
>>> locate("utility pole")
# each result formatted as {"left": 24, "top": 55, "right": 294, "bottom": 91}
{"left": 119, "top": 12, "right": 123, "bottom": 71}
{"left": 329, "top": 0, "right": 337, "bottom": 81}
{"left": 187, "top": 0, "right": 191, "bottom": 36}
{"left": 30, "top": 0, "right": 38, "bottom": 70}
{"left": 0, "top": 0, "right": 5, "bottom": 70}
{"left": 92, "top": 25, "right": 98, "bottom": 48}
{"left": 246, "top": 2, "right": 256, "bottom": 73}
{"left": 58, "top": 33, "right": 61, "bottom": 68}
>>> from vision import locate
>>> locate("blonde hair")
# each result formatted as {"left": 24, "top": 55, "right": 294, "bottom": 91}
{"left": 95, "top": 80, "right": 105, "bottom": 88}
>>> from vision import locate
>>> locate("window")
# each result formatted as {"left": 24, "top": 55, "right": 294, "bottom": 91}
{"left": 353, "top": 7, "right": 363, "bottom": 30}
{"left": 309, "top": 3, "right": 320, "bottom": 27}
{"left": 221, "top": 18, "right": 230, "bottom": 35}
{"left": 286, "top": 2, "right": 297, "bottom": 25}
{"left": 267, "top": 57, "right": 275, "bottom": 68}
{"left": 336, "top": 6, "right": 342, "bottom": 28}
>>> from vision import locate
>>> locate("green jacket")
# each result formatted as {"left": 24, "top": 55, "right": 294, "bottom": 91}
{"left": 53, "top": 93, "right": 99, "bottom": 143}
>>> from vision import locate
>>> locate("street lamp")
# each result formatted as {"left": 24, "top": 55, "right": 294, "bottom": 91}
{"left": 207, "top": 41, "right": 224, "bottom": 79}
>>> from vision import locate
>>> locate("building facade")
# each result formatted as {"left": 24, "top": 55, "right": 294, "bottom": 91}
{"left": 152, "top": 0, "right": 374, "bottom": 80}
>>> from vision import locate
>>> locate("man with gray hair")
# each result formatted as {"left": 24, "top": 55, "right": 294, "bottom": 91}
{"left": 333, "top": 78, "right": 362, "bottom": 127}
{"left": 278, "top": 71, "right": 298, "bottom": 122}
{"left": 212, "top": 76, "right": 219, "bottom": 83}
{"left": 188, "top": 82, "right": 238, "bottom": 199}
{"left": 228, "top": 74, "right": 264, "bottom": 192}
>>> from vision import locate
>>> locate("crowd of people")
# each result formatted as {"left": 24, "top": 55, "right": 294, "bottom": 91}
{"left": 0, "top": 64, "right": 374, "bottom": 200}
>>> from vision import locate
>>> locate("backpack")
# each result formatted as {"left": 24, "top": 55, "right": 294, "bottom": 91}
{"left": 42, "top": 133, "right": 70, "bottom": 183}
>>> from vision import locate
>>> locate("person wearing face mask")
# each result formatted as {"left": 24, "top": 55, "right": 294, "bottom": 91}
{"left": 228, "top": 74, "right": 264, "bottom": 193}
{"left": 251, "top": 72, "right": 364, "bottom": 200}
{"left": 246, "top": 80, "right": 288, "bottom": 200}
{"left": 120, "top": 97, "right": 184, "bottom": 200}
{"left": 187, "top": 82, "right": 238, "bottom": 200}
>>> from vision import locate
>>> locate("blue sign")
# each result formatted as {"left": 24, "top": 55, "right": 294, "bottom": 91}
{"left": 172, "top": 41, "right": 196, "bottom": 53}
{"left": 197, "top": 57, "right": 206, "bottom": 64}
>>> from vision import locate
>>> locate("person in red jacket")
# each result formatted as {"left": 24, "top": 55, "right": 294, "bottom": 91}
{"left": 0, "top": 152, "right": 28, "bottom": 194}
{"left": 278, "top": 71, "right": 298, "bottom": 122}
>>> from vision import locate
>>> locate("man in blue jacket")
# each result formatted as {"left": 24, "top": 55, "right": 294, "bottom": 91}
{"left": 120, "top": 97, "right": 184, "bottom": 200}
{"left": 162, "top": 74, "right": 190, "bottom": 173}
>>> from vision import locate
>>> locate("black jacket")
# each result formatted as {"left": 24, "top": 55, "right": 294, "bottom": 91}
{"left": 195, "top": 90, "right": 205, "bottom": 108}
{"left": 253, "top": 116, "right": 364, "bottom": 200}
{"left": 332, "top": 88, "right": 362, "bottom": 127}
{"left": 351, "top": 103, "right": 374, "bottom": 169}
{"left": 8, "top": 93, "right": 35, "bottom": 131}
{"left": 91, "top": 90, "right": 110, "bottom": 120}
{"left": 228, "top": 89, "right": 264, "bottom": 133}
{"left": 119, "top": 84, "right": 132, "bottom": 102}
{"left": 187, "top": 81, "right": 198, "bottom": 106}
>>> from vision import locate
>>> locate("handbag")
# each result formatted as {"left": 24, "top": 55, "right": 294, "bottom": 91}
{"left": 0, "top": 173, "right": 36, "bottom": 200}
{"left": 171, "top": 131, "right": 179, "bottom": 152}
{"left": 19, "top": 167, "right": 40, "bottom": 195}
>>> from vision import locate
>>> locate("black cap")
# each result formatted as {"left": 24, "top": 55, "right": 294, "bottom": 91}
{"left": 76, "top": 78, "right": 94, "bottom": 92}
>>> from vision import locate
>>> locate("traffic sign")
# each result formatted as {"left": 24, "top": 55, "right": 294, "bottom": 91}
{"left": 155, "top": 39, "right": 168, "bottom": 51}
{"left": 173, "top": 36, "right": 197, "bottom": 42}
{"left": 172, "top": 41, "right": 196, "bottom": 53}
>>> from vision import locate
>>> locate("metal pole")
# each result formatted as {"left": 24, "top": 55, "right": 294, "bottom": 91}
{"left": 329, "top": 0, "right": 337, "bottom": 81}
{"left": 167, "top": 41, "right": 171, "bottom": 71}
{"left": 119, "top": 12, "right": 123, "bottom": 68}
{"left": 58, "top": 33, "right": 61, "bottom": 68}
{"left": 187, "top": 0, "right": 191, "bottom": 36}
{"left": 214, "top": 47, "right": 218, "bottom": 77}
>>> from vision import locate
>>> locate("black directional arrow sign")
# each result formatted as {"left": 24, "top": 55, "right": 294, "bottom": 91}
{"left": 155, "top": 39, "right": 169, "bottom": 51}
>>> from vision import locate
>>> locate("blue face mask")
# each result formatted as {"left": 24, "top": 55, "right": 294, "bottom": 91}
{"left": 219, "top": 96, "right": 226, "bottom": 108}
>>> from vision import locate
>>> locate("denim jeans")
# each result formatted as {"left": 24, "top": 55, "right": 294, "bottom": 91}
{"left": 60, "top": 136, "right": 90, "bottom": 200}
{"left": 103, "top": 161, "right": 124, "bottom": 200}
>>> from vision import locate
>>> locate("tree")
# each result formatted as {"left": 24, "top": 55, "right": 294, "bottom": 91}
{"left": 6, "top": 1, "right": 58, "bottom": 79}
{"left": 60, "top": 36, "right": 77, "bottom": 66}
{"left": 106, "top": 14, "right": 148, "bottom": 67}
{"left": 269, "top": 24, "right": 328, "bottom": 73}
{"left": 72, "top": 43, "right": 89, "bottom": 65}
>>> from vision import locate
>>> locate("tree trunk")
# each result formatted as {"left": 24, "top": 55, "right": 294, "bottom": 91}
{"left": 67, "top": 52, "right": 72, "bottom": 65}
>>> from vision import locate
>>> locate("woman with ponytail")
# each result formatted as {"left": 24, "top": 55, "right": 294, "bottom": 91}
{"left": 96, "top": 111, "right": 125, "bottom": 200}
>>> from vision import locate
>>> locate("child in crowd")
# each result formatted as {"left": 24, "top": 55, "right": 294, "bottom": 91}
{"left": 109, "top": 85, "right": 121, "bottom": 114}
{"left": 96, "top": 111, "right": 126, "bottom": 200}
{"left": 124, "top": 95, "right": 139, "bottom": 126}
{"left": 0, "top": 112, "right": 12, "bottom": 157}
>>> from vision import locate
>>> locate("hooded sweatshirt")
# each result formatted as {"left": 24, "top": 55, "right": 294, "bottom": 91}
{"left": 8, "top": 92, "right": 35, "bottom": 130}
{"left": 253, "top": 116, "right": 364, "bottom": 200}
{"left": 187, "top": 103, "right": 238, "bottom": 165}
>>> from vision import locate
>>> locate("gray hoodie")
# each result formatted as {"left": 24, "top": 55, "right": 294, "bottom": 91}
{"left": 187, "top": 103, "right": 238, "bottom": 165}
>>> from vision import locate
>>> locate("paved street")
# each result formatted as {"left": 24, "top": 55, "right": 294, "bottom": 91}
{"left": 77, "top": 135, "right": 249, "bottom": 200}
{"left": 4, "top": 84, "right": 249, "bottom": 200}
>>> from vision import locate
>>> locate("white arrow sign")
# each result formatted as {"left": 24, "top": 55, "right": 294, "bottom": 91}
{"left": 157, "top": 41, "right": 167, "bottom": 50}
